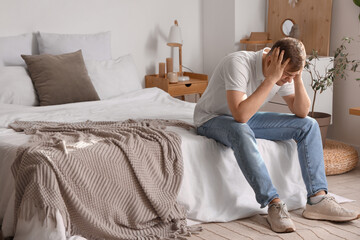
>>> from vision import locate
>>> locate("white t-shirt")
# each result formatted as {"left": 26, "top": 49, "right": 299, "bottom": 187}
{"left": 194, "top": 48, "right": 294, "bottom": 127}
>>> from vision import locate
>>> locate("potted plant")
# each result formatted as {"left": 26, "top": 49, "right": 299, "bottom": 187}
{"left": 304, "top": 37, "right": 360, "bottom": 146}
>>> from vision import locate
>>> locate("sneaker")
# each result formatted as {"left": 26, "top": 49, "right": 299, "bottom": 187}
{"left": 303, "top": 195, "right": 359, "bottom": 222}
{"left": 267, "top": 201, "right": 296, "bottom": 233}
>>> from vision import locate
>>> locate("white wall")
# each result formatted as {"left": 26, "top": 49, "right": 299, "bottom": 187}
{"left": 202, "top": 0, "right": 235, "bottom": 77}
{"left": 0, "top": 0, "right": 203, "bottom": 86}
{"left": 327, "top": 0, "right": 360, "bottom": 148}
{"left": 203, "top": 0, "right": 267, "bottom": 77}
{"left": 234, "top": 0, "right": 267, "bottom": 51}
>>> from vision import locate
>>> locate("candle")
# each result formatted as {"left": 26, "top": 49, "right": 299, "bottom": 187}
{"left": 166, "top": 58, "right": 173, "bottom": 73}
{"left": 159, "top": 62, "right": 165, "bottom": 77}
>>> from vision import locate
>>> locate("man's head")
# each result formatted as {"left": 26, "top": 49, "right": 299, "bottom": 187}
{"left": 266, "top": 37, "right": 306, "bottom": 85}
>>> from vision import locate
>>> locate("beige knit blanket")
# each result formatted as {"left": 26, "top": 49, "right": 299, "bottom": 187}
{"left": 9, "top": 119, "right": 201, "bottom": 240}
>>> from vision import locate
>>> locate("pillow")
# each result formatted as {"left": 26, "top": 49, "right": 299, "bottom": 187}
{"left": 0, "top": 66, "right": 38, "bottom": 106}
{"left": 0, "top": 33, "right": 32, "bottom": 66}
{"left": 21, "top": 50, "right": 100, "bottom": 106}
{"left": 85, "top": 54, "right": 142, "bottom": 99}
{"left": 37, "top": 31, "right": 111, "bottom": 60}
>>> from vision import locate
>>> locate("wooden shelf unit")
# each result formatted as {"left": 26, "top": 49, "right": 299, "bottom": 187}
{"left": 349, "top": 107, "right": 360, "bottom": 116}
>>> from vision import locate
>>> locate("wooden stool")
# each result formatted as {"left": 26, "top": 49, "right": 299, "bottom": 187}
{"left": 323, "top": 139, "right": 359, "bottom": 175}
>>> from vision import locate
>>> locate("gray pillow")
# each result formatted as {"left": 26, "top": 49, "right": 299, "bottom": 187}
{"left": 22, "top": 50, "right": 100, "bottom": 106}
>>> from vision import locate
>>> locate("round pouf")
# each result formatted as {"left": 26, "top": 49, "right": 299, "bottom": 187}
{"left": 323, "top": 139, "right": 359, "bottom": 176}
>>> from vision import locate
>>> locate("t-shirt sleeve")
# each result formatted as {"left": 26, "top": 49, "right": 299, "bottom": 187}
{"left": 278, "top": 81, "right": 295, "bottom": 96}
{"left": 223, "top": 57, "right": 248, "bottom": 93}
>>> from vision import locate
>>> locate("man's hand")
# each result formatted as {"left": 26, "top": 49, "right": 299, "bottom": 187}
{"left": 282, "top": 64, "right": 311, "bottom": 118}
{"left": 293, "top": 65, "right": 304, "bottom": 83}
{"left": 264, "top": 47, "right": 291, "bottom": 84}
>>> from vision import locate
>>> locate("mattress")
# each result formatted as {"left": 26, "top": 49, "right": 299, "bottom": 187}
{"left": 0, "top": 88, "right": 307, "bottom": 239}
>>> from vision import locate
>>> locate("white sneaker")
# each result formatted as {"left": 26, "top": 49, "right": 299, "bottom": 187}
{"left": 267, "top": 201, "right": 296, "bottom": 233}
{"left": 303, "top": 195, "right": 360, "bottom": 222}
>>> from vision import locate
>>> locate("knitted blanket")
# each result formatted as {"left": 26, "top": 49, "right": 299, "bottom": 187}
{"left": 9, "top": 119, "right": 201, "bottom": 240}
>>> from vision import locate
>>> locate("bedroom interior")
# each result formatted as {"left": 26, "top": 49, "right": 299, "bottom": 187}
{"left": 0, "top": 0, "right": 359, "bottom": 239}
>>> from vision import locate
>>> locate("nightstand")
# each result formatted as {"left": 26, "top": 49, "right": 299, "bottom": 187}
{"left": 145, "top": 72, "right": 208, "bottom": 100}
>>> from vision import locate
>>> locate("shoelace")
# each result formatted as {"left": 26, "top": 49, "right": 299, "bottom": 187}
{"left": 272, "top": 203, "right": 291, "bottom": 218}
{"left": 322, "top": 195, "right": 342, "bottom": 207}
{"left": 322, "top": 195, "right": 346, "bottom": 210}
{"left": 321, "top": 195, "right": 357, "bottom": 215}
{"left": 323, "top": 195, "right": 336, "bottom": 202}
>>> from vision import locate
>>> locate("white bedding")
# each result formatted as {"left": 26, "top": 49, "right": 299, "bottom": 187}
{"left": 0, "top": 88, "right": 307, "bottom": 239}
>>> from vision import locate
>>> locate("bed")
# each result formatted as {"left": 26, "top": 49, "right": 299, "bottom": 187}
{"left": 0, "top": 32, "right": 307, "bottom": 240}
{"left": 0, "top": 88, "right": 308, "bottom": 239}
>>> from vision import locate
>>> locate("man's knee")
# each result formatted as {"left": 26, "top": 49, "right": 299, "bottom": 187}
{"left": 228, "top": 122, "right": 255, "bottom": 141}
{"left": 295, "top": 117, "right": 321, "bottom": 141}
{"left": 301, "top": 117, "right": 319, "bottom": 131}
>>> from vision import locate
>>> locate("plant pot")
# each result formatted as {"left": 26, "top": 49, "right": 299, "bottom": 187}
{"left": 308, "top": 112, "right": 331, "bottom": 147}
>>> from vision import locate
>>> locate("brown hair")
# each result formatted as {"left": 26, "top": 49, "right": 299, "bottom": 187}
{"left": 268, "top": 37, "right": 306, "bottom": 72}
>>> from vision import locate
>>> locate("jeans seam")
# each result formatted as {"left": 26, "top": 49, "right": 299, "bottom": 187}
{"left": 251, "top": 125, "right": 306, "bottom": 132}
{"left": 303, "top": 137, "right": 315, "bottom": 196}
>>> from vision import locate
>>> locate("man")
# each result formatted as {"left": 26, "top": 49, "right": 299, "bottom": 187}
{"left": 194, "top": 37, "right": 359, "bottom": 233}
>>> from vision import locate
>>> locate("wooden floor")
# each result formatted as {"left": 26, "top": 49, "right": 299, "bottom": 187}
{"left": 189, "top": 162, "right": 360, "bottom": 240}
{"left": 2, "top": 163, "right": 360, "bottom": 240}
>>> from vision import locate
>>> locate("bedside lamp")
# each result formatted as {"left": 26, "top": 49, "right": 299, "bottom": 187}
{"left": 167, "top": 20, "right": 189, "bottom": 81}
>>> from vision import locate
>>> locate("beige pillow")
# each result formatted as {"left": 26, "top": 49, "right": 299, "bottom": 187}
{"left": 21, "top": 50, "right": 100, "bottom": 106}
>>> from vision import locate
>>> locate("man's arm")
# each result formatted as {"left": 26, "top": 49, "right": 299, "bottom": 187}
{"left": 227, "top": 81, "right": 275, "bottom": 123}
{"left": 282, "top": 69, "right": 311, "bottom": 118}
{"left": 227, "top": 48, "right": 290, "bottom": 123}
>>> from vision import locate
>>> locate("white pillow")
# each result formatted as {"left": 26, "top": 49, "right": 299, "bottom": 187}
{"left": 0, "top": 67, "right": 38, "bottom": 106}
{"left": 85, "top": 54, "right": 142, "bottom": 99}
{"left": 37, "top": 32, "right": 112, "bottom": 61}
{"left": 0, "top": 33, "right": 32, "bottom": 66}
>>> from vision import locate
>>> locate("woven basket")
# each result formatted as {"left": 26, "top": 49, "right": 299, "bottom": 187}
{"left": 323, "top": 139, "right": 359, "bottom": 176}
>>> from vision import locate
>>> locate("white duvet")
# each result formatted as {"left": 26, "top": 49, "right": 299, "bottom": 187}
{"left": 0, "top": 88, "right": 307, "bottom": 239}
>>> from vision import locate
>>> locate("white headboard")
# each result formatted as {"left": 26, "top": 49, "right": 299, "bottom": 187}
{"left": 0, "top": 0, "right": 203, "bottom": 86}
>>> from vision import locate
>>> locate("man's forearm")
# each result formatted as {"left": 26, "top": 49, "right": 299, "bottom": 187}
{"left": 292, "top": 78, "right": 311, "bottom": 117}
{"left": 233, "top": 80, "right": 275, "bottom": 122}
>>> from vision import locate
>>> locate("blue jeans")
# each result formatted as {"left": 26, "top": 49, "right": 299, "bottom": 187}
{"left": 197, "top": 112, "right": 328, "bottom": 208}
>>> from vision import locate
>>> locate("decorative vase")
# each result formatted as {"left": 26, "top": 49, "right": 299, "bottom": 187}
{"left": 308, "top": 112, "right": 331, "bottom": 147}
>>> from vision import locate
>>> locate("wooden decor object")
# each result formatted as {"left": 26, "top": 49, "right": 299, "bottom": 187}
{"left": 166, "top": 58, "right": 173, "bottom": 73}
{"left": 240, "top": 32, "right": 272, "bottom": 51}
{"left": 267, "top": 0, "right": 332, "bottom": 56}
{"left": 249, "top": 32, "right": 269, "bottom": 41}
{"left": 349, "top": 107, "right": 360, "bottom": 116}
{"left": 159, "top": 62, "right": 165, "bottom": 78}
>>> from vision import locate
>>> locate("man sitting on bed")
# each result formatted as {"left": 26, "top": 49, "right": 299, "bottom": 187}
{"left": 194, "top": 37, "right": 359, "bottom": 233}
